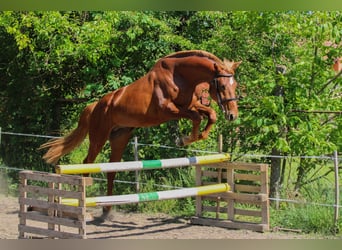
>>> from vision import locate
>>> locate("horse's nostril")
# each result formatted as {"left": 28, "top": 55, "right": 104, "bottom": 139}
{"left": 226, "top": 113, "right": 237, "bottom": 121}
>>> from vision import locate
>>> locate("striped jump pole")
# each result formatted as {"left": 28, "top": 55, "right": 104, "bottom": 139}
{"left": 56, "top": 153, "right": 230, "bottom": 175}
{"left": 62, "top": 183, "right": 230, "bottom": 207}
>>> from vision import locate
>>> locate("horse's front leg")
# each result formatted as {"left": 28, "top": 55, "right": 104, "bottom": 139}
{"left": 197, "top": 105, "right": 217, "bottom": 141}
{"left": 177, "top": 114, "right": 202, "bottom": 146}
{"left": 177, "top": 104, "right": 217, "bottom": 146}
{"left": 165, "top": 102, "right": 209, "bottom": 146}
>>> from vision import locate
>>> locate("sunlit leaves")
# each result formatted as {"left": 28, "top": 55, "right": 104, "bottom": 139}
{"left": 0, "top": 11, "right": 341, "bottom": 180}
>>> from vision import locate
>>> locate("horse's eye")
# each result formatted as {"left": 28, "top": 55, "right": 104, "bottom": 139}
{"left": 220, "top": 85, "right": 226, "bottom": 91}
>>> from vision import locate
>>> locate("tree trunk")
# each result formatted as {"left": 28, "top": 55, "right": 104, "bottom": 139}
{"left": 294, "top": 158, "right": 306, "bottom": 192}
{"left": 269, "top": 65, "right": 287, "bottom": 209}
{"left": 270, "top": 148, "right": 282, "bottom": 208}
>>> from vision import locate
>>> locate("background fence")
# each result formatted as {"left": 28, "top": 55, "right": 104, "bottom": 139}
{"left": 0, "top": 129, "right": 341, "bottom": 233}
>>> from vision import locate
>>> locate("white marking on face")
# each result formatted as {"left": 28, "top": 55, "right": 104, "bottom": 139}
{"left": 229, "top": 77, "right": 234, "bottom": 85}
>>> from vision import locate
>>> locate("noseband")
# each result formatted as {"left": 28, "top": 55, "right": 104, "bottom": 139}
{"left": 211, "top": 74, "right": 240, "bottom": 112}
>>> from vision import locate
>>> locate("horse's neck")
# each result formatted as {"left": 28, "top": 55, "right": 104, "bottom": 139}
{"left": 173, "top": 57, "right": 216, "bottom": 84}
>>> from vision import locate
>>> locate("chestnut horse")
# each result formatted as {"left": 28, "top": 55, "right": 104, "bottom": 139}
{"left": 40, "top": 50, "right": 241, "bottom": 217}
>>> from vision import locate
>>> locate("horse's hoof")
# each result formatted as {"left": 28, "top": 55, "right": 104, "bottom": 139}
{"left": 100, "top": 212, "right": 115, "bottom": 222}
{"left": 99, "top": 207, "right": 115, "bottom": 221}
{"left": 85, "top": 212, "right": 94, "bottom": 222}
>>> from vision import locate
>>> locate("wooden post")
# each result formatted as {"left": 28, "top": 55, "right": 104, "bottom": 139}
{"left": 260, "top": 164, "right": 270, "bottom": 228}
{"left": 195, "top": 166, "right": 202, "bottom": 217}
{"left": 216, "top": 134, "right": 223, "bottom": 219}
{"left": 57, "top": 182, "right": 62, "bottom": 232}
{"left": 333, "top": 150, "right": 339, "bottom": 234}
{"left": 18, "top": 174, "right": 27, "bottom": 239}
{"left": 133, "top": 136, "right": 140, "bottom": 193}
{"left": 226, "top": 165, "right": 235, "bottom": 221}
{"left": 47, "top": 182, "right": 56, "bottom": 238}
{"left": 78, "top": 177, "right": 87, "bottom": 239}
{"left": 218, "top": 134, "right": 223, "bottom": 153}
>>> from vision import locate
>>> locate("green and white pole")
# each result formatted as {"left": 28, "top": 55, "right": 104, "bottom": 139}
{"left": 62, "top": 183, "right": 230, "bottom": 207}
{"left": 56, "top": 153, "right": 230, "bottom": 175}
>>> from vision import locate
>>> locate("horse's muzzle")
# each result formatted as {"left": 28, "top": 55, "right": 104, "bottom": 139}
{"left": 225, "top": 112, "right": 238, "bottom": 121}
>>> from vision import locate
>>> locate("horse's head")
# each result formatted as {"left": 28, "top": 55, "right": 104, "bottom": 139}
{"left": 210, "top": 59, "right": 241, "bottom": 121}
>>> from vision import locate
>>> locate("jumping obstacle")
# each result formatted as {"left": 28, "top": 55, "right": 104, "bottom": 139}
{"left": 192, "top": 162, "right": 270, "bottom": 232}
{"left": 55, "top": 153, "right": 230, "bottom": 174}
{"left": 62, "top": 183, "right": 229, "bottom": 207}
{"left": 18, "top": 170, "right": 92, "bottom": 239}
{"left": 18, "top": 154, "right": 270, "bottom": 238}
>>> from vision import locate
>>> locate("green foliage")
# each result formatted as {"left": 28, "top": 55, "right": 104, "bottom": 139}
{"left": 271, "top": 203, "right": 337, "bottom": 234}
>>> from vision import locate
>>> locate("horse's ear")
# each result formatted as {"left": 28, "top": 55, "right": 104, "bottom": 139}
{"left": 232, "top": 61, "right": 242, "bottom": 70}
{"left": 214, "top": 63, "right": 219, "bottom": 71}
{"left": 223, "top": 58, "right": 242, "bottom": 71}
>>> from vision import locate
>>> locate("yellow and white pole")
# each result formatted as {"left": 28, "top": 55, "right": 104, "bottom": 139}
{"left": 56, "top": 153, "right": 230, "bottom": 175}
{"left": 62, "top": 183, "right": 230, "bottom": 207}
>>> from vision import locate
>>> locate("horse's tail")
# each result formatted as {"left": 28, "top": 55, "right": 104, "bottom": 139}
{"left": 39, "top": 102, "right": 98, "bottom": 165}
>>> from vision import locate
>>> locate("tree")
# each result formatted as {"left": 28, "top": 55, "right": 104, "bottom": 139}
{"left": 0, "top": 11, "right": 341, "bottom": 198}
{"left": 204, "top": 11, "right": 341, "bottom": 195}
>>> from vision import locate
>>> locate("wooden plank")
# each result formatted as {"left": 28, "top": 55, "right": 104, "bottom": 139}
{"left": 18, "top": 225, "right": 83, "bottom": 239}
{"left": 22, "top": 185, "right": 84, "bottom": 199}
{"left": 202, "top": 168, "right": 231, "bottom": 179}
{"left": 201, "top": 170, "right": 215, "bottom": 177}
{"left": 191, "top": 217, "right": 268, "bottom": 232}
{"left": 20, "top": 170, "right": 78, "bottom": 184}
{"left": 234, "top": 173, "right": 261, "bottom": 182}
{"left": 20, "top": 197, "right": 83, "bottom": 214}
{"left": 234, "top": 184, "right": 261, "bottom": 193}
{"left": 202, "top": 181, "right": 222, "bottom": 186}
{"left": 200, "top": 162, "right": 228, "bottom": 168}
{"left": 202, "top": 170, "right": 219, "bottom": 178}
{"left": 223, "top": 192, "right": 268, "bottom": 202}
{"left": 226, "top": 162, "right": 265, "bottom": 171}
{"left": 22, "top": 206, "right": 93, "bottom": 221}
{"left": 201, "top": 162, "right": 268, "bottom": 173}
{"left": 233, "top": 199, "right": 264, "bottom": 206}
{"left": 234, "top": 208, "right": 262, "bottom": 217}
{"left": 201, "top": 193, "right": 229, "bottom": 201}
{"left": 21, "top": 212, "right": 83, "bottom": 228}
{"left": 19, "top": 171, "right": 92, "bottom": 186}
{"left": 203, "top": 205, "right": 226, "bottom": 214}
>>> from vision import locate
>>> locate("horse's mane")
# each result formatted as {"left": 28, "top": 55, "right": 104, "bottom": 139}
{"left": 164, "top": 50, "right": 226, "bottom": 68}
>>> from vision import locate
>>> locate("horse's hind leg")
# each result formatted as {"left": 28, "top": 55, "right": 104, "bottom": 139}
{"left": 102, "top": 127, "right": 134, "bottom": 218}
{"left": 83, "top": 132, "right": 108, "bottom": 164}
